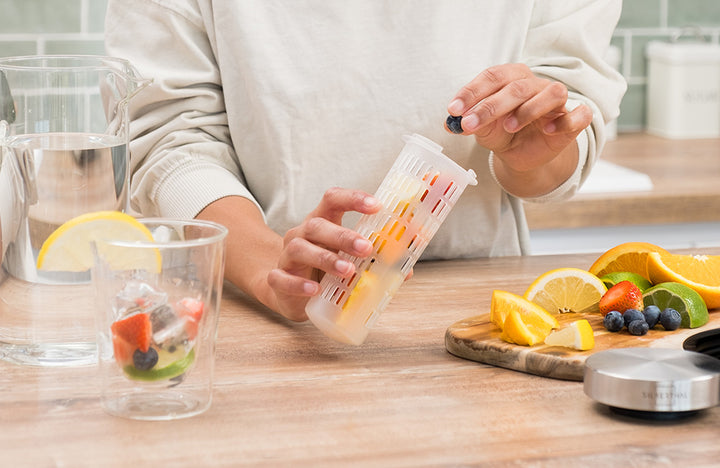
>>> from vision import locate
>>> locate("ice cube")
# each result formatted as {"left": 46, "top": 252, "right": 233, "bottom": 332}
{"left": 151, "top": 225, "right": 180, "bottom": 242}
{"left": 112, "top": 280, "right": 168, "bottom": 316}
{"left": 151, "top": 304, "right": 190, "bottom": 350}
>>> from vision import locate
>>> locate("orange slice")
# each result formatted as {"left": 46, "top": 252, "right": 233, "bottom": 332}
{"left": 646, "top": 251, "right": 720, "bottom": 309}
{"left": 490, "top": 290, "right": 559, "bottom": 332}
{"left": 588, "top": 242, "right": 669, "bottom": 280}
{"left": 500, "top": 309, "right": 549, "bottom": 346}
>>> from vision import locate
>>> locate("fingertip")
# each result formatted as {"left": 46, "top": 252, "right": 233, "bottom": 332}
{"left": 543, "top": 121, "right": 557, "bottom": 134}
{"left": 448, "top": 98, "right": 464, "bottom": 116}
{"left": 353, "top": 237, "right": 373, "bottom": 255}
{"left": 303, "top": 281, "right": 319, "bottom": 295}
{"left": 362, "top": 195, "right": 382, "bottom": 213}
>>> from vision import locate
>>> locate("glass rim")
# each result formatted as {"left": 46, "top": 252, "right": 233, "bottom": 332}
{"left": 98, "top": 217, "right": 228, "bottom": 249}
{"left": 0, "top": 54, "right": 133, "bottom": 72}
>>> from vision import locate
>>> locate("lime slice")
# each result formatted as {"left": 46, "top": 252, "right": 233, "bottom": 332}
{"left": 642, "top": 282, "right": 709, "bottom": 328}
{"left": 123, "top": 348, "right": 196, "bottom": 382}
{"left": 36, "top": 211, "right": 161, "bottom": 272}
{"left": 600, "top": 272, "right": 652, "bottom": 292}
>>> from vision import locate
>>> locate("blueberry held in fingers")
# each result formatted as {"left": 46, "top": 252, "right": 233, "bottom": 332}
{"left": 446, "top": 115, "right": 463, "bottom": 134}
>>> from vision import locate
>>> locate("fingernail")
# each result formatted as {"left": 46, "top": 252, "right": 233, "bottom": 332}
{"left": 462, "top": 113, "right": 480, "bottom": 132}
{"left": 363, "top": 196, "right": 380, "bottom": 208}
{"left": 335, "top": 259, "right": 353, "bottom": 274}
{"left": 304, "top": 282, "right": 319, "bottom": 295}
{"left": 504, "top": 116, "right": 519, "bottom": 132}
{"left": 544, "top": 121, "right": 557, "bottom": 134}
{"left": 448, "top": 99, "right": 464, "bottom": 116}
{"left": 353, "top": 238, "right": 372, "bottom": 253}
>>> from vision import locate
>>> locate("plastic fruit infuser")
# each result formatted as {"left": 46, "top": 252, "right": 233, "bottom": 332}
{"left": 305, "top": 134, "right": 477, "bottom": 345}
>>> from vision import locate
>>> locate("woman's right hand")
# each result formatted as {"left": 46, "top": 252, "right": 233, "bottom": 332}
{"left": 266, "top": 187, "right": 381, "bottom": 322}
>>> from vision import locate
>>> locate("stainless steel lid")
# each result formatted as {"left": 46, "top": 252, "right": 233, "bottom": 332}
{"left": 584, "top": 347, "right": 720, "bottom": 414}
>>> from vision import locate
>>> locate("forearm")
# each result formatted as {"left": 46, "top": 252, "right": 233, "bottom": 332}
{"left": 195, "top": 195, "right": 282, "bottom": 312}
{"left": 490, "top": 140, "right": 579, "bottom": 199}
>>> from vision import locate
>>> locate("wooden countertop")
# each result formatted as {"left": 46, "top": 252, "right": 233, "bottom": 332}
{"left": 3, "top": 251, "right": 719, "bottom": 466}
{"left": 524, "top": 133, "right": 720, "bottom": 229}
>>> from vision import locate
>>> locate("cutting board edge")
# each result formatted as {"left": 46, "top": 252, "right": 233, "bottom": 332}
{"left": 444, "top": 328, "right": 586, "bottom": 381}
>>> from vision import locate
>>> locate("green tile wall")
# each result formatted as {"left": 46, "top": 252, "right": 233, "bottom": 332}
{"left": 0, "top": 0, "right": 107, "bottom": 56}
{"left": 614, "top": 0, "right": 720, "bottom": 131}
{"left": 2, "top": 0, "right": 719, "bottom": 132}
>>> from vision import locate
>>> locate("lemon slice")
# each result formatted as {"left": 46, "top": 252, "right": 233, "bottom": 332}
{"left": 36, "top": 211, "right": 161, "bottom": 272}
{"left": 544, "top": 319, "right": 595, "bottom": 351}
{"left": 523, "top": 267, "right": 607, "bottom": 314}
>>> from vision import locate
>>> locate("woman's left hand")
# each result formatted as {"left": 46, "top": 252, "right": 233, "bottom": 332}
{"left": 446, "top": 63, "right": 592, "bottom": 174}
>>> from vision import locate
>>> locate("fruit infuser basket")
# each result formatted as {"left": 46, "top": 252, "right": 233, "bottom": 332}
{"left": 306, "top": 134, "right": 477, "bottom": 345}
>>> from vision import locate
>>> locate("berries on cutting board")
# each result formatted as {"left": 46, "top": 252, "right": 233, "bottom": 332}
{"left": 659, "top": 307, "right": 682, "bottom": 331}
{"left": 627, "top": 319, "right": 650, "bottom": 336}
{"left": 642, "top": 305, "right": 661, "bottom": 328}
{"left": 598, "top": 280, "right": 644, "bottom": 316}
{"left": 622, "top": 308, "right": 645, "bottom": 327}
{"left": 603, "top": 310, "right": 624, "bottom": 332}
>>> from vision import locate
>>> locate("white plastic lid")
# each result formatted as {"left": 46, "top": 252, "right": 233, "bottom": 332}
{"left": 646, "top": 41, "right": 720, "bottom": 64}
{"left": 402, "top": 134, "right": 478, "bottom": 187}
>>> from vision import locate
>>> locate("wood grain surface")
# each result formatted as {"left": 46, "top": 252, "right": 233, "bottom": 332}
{"left": 446, "top": 309, "right": 720, "bottom": 381}
{"left": 1, "top": 249, "right": 720, "bottom": 466}
{"left": 524, "top": 134, "right": 720, "bottom": 229}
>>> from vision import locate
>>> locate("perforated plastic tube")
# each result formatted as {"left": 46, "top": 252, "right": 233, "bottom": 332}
{"left": 305, "top": 134, "right": 477, "bottom": 345}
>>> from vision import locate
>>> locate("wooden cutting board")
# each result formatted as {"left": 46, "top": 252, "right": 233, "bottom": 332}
{"left": 445, "top": 310, "right": 720, "bottom": 381}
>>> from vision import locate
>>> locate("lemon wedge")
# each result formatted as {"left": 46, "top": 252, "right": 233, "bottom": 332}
{"left": 544, "top": 319, "right": 595, "bottom": 351}
{"left": 36, "top": 211, "right": 160, "bottom": 272}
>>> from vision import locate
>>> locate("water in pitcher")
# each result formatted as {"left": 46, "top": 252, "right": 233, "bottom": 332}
{"left": 0, "top": 132, "right": 128, "bottom": 365}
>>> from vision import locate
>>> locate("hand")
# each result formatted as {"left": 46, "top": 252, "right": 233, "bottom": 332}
{"left": 266, "top": 187, "right": 380, "bottom": 321}
{"left": 446, "top": 63, "right": 592, "bottom": 173}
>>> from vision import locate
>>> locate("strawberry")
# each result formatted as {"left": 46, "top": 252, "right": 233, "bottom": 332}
{"left": 599, "top": 280, "right": 644, "bottom": 316}
{"left": 176, "top": 298, "right": 204, "bottom": 340}
{"left": 111, "top": 313, "right": 152, "bottom": 353}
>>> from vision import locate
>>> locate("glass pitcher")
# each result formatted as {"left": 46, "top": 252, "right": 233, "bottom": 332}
{"left": 0, "top": 55, "right": 151, "bottom": 366}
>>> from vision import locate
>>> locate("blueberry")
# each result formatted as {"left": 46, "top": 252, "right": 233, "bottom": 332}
{"left": 132, "top": 347, "right": 159, "bottom": 371}
{"left": 643, "top": 305, "right": 661, "bottom": 328}
{"left": 446, "top": 115, "right": 463, "bottom": 134}
{"left": 150, "top": 304, "right": 176, "bottom": 331}
{"left": 623, "top": 308, "right": 645, "bottom": 327}
{"left": 628, "top": 319, "right": 650, "bottom": 336}
{"left": 603, "top": 310, "right": 624, "bottom": 332}
{"left": 659, "top": 308, "right": 682, "bottom": 331}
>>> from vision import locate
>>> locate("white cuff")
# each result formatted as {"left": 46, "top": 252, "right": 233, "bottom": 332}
{"left": 488, "top": 128, "right": 589, "bottom": 203}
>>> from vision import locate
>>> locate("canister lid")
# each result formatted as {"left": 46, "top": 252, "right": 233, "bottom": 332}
{"left": 646, "top": 41, "right": 720, "bottom": 64}
{"left": 584, "top": 348, "right": 720, "bottom": 415}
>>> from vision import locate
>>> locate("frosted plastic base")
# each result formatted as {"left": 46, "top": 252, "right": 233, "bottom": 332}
{"left": 306, "top": 300, "right": 369, "bottom": 346}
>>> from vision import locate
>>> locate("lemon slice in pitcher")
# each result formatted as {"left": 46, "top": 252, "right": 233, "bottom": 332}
{"left": 37, "top": 211, "right": 160, "bottom": 272}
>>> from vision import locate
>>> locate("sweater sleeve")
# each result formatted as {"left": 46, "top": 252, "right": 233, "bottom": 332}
{"left": 493, "top": 0, "right": 627, "bottom": 203}
{"left": 104, "top": 0, "right": 262, "bottom": 219}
